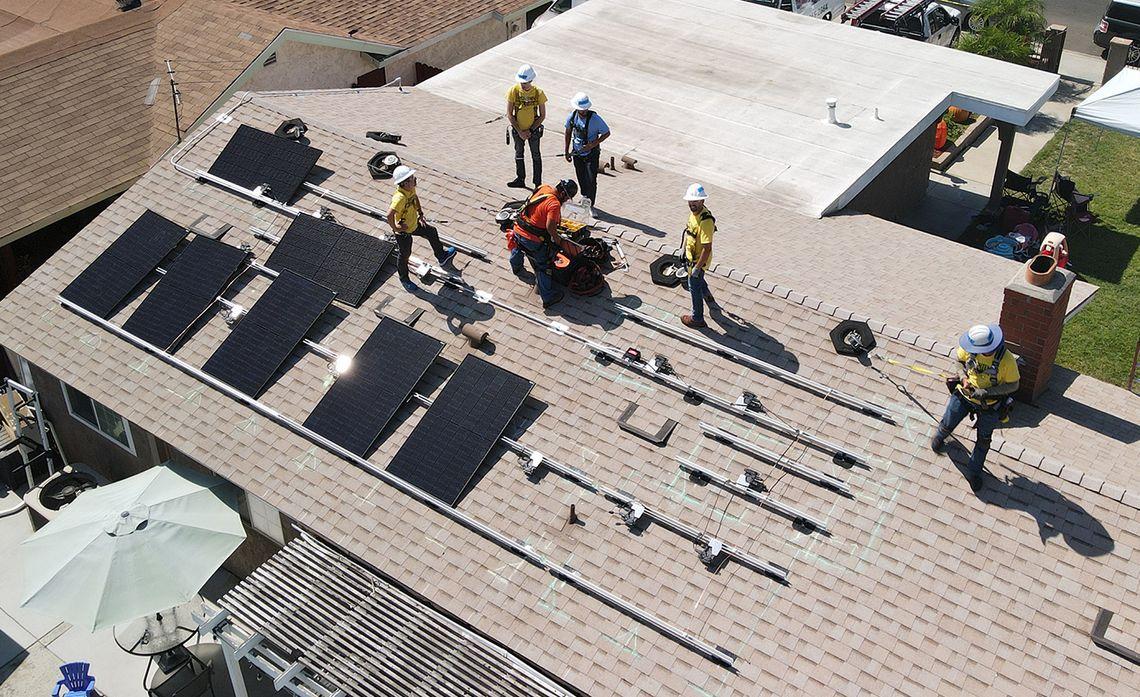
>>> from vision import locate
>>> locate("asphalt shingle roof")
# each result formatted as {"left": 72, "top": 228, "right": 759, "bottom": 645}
{"left": 1, "top": 94, "right": 1137, "bottom": 695}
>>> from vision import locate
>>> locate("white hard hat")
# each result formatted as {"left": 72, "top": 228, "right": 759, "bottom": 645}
{"left": 392, "top": 165, "right": 416, "bottom": 185}
{"left": 516, "top": 64, "right": 536, "bottom": 83}
{"left": 959, "top": 324, "right": 1003, "bottom": 354}
{"left": 571, "top": 92, "right": 592, "bottom": 110}
{"left": 683, "top": 183, "right": 708, "bottom": 201}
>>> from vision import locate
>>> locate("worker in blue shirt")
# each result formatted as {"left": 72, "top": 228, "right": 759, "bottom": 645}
{"left": 563, "top": 92, "right": 610, "bottom": 207}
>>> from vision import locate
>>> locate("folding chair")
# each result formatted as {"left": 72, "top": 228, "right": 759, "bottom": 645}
{"left": 1051, "top": 172, "right": 1097, "bottom": 237}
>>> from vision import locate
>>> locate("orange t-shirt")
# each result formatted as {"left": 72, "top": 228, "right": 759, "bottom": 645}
{"left": 513, "top": 184, "right": 561, "bottom": 239}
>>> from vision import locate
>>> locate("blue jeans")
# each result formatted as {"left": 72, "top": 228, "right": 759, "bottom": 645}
{"left": 936, "top": 392, "right": 999, "bottom": 478}
{"left": 509, "top": 245, "right": 526, "bottom": 273}
{"left": 688, "top": 267, "right": 709, "bottom": 322}
{"left": 516, "top": 235, "right": 560, "bottom": 303}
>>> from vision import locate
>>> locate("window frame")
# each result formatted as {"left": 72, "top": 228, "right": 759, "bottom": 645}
{"left": 59, "top": 380, "right": 136, "bottom": 454}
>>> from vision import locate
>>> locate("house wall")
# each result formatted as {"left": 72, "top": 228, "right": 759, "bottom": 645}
{"left": 13, "top": 354, "right": 289, "bottom": 578}
{"left": 242, "top": 40, "right": 379, "bottom": 93}
{"left": 847, "top": 123, "right": 936, "bottom": 222}
{"left": 383, "top": 16, "right": 517, "bottom": 85}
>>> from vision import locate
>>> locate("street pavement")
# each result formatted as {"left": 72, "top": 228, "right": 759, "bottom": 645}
{"left": 1044, "top": 0, "right": 1107, "bottom": 55}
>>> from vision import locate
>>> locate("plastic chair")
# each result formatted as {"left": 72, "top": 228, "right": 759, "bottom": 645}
{"left": 52, "top": 662, "right": 96, "bottom": 696}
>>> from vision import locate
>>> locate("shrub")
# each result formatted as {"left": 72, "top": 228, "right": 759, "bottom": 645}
{"left": 958, "top": 25, "right": 1035, "bottom": 65}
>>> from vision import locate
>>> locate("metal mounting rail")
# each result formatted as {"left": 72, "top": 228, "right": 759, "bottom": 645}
{"left": 59, "top": 296, "right": 736, "bottom": 668}
{"left": 300, "top": 181, "right": 489, "bottom": 260}
{"left": 615, "top": 305, "right": 895, "bottom": 423}
{"left": 499, "top": 437, "right": 789, "bottom": 584}
{"left": 700, "top": 422, "right": 851, "bottom": 495}
{"left": 415, "top": 259, "right": 871, "bottom": 468}
{"left": 676, "top": 458, "right": 830, "bottom": 535}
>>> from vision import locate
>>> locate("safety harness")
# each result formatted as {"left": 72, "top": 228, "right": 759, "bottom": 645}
{"left": 570, "top": 110, "right": 595, "bottom": 155}
{"left": 514, "top": 190, "right": 556, "bottom": 242}
{"left": 960, "top": 344, "right": 1009, "bottom": 410}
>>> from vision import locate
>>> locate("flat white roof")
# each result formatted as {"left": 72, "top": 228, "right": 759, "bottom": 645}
{"left": 421, "top": 0, "right": 1059, "bottom": 217}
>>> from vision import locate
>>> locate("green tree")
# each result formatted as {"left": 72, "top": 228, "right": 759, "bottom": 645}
{"left": 969, "top": 0, "right": 1047, "bottom": 38}
{"left": 958, "top": 25, "right": 1035, "bottom": 65}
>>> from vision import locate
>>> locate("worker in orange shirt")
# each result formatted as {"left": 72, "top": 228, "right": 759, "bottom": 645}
{"left": 509, "top": 178, "right": 578, "bottom": 309}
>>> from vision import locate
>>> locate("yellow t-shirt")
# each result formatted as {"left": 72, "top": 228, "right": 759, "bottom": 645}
{"left": 956, "top": 346, "right": 1019, "bottom": 405}
{"left": 685, "top": 207, "right": 715, "bottom": 270}
{"left": 390, "top": 187, "right": 421, "bottom": 233}
{"left": 506, "top": 84, "right": 548, "bottom": 131}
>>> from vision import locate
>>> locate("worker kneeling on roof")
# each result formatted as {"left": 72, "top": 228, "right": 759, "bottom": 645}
{"left": 509, "top": 178, "right": 578, "bottom": 309}
{"left": 681, "top": 183, "right": 715, "bottom": 329}
{"left": 386, "top": 165, "right": 456, "bottom": 292}
{"left": 931, "top": 324, "right": 1020, "bottom": 493}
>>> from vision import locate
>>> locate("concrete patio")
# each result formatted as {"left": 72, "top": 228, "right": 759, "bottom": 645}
{"left": 0, "top": 508, "right": 283, "bottom": 697}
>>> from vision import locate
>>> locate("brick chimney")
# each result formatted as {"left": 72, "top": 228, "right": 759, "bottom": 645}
{"left": 998, "top": 264, "right": 1077, "bottom": 403}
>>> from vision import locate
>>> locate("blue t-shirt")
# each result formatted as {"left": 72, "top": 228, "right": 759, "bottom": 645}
{"left": 565, "top": 110, "right": 610, "bottom": 156}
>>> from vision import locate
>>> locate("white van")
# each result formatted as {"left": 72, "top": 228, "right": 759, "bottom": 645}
{"left": 745, "top": 0, "right": 847, "bottom": 21}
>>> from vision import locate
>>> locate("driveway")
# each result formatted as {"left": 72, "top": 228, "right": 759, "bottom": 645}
{"left": 1044, "top": 0, "right": 1107, "bottom": 55}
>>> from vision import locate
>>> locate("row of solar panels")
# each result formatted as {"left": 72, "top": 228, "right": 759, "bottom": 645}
{"left": 59, "top": 124, "right": 534, "bottom": 506}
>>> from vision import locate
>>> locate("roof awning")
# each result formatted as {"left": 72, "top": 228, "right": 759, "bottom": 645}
{"left": 198, "top": 531, "right": 574, "bottom": 697}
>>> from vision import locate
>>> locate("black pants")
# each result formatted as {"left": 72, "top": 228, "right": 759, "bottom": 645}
{"left": 395, "top": 225, "right": 446, "bottom": 282}
{"left": 572, "top": 148, "right": 600, "bottom": 204}
{"left": 512, "top": 127, "right": 542, "bottom": 186}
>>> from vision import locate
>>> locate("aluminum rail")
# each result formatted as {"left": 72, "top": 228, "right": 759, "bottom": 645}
{"left": 700, "top": 422, "right": 851, "bottom": 496}
{"left": 499, "top": 437, "right": 789, "bottom": 583}
{"left": 300, "top": 181, "right": 489, "bottom": 260}
{"left": 415, "top": 259, "right": 872, "bottom": 468}
{"left": 60, "top": 296, "right": 735, "bottom": 668}
{"left": 615, "top": 304, "right": 895, "bottom": 423}
{"left": 676, "top": 458, "right": 831, "bottom": 535}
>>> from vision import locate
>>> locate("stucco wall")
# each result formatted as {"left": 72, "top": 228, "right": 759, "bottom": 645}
{"left": 14, "top": 355, "right": 288, "bottom": 578}
{"left": 25, "top": 361, "right": 157, "bottom": 482}
{"left": 384, "top": 16, "right": 517, "bottom": 85}
{"left": 847, "top": 123, "right": 936, "bottom": 222}
{"left": 242, "top": 40, "right": 379, "bottom": 93}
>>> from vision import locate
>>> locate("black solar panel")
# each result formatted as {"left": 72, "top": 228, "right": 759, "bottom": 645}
{"left": 265, "top": 214, "right": 394, "bottom": 307}
{"left": 122, "top": 238, "right": 249, "bottom": 350}
{"left": 60, "top": 210, "right": 186, "bottom": 318}
{"left": 387, "top": 356, "right": 533, "bottom": 506}
{"left": 202, "top": 270, "right": 336, "bottom": 397}
{"left": 207, "top": 125, "right": 323, "bottom": 203}
{"left": 304, "top": 318, "right": 443, "bottom": 456}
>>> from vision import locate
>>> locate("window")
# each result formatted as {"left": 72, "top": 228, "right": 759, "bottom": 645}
{"left": 61, "top": 382, "right": 135, "bottom": 453}
{"left": 242, "top": 491, "right": 285, "bottom": 544}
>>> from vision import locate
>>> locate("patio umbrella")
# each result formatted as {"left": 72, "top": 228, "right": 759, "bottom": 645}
{"left": 19, "top": 461, "right": 246, "bottom": 632}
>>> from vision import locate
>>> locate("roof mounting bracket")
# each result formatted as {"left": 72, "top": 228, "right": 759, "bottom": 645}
{"left": 521, "top": 450, "right": 544, "bottom": 476}
{"left": 697, "top": 537, "right": 724, "bottom": 567}
{"left": 734, "top": 391, "right": 763, "bottom": 413}
{"left": 618, "top": 500, "right": 645, "bottom": 527}
{"left": 738, "top": 468, "right": 764, "bottom": 490}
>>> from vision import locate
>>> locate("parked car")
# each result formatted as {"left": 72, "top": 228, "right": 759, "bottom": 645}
{"left": 940, "top": 0, "right": 980, "bottom": 32}
{"left": 1094, "top": 0, "right": 1140, "bottom": 59}
{"left": 843, "top": 0, "right": 962, "bottom": 47}
{"left": 744, "top": 0, "right": 847, "bottom": 21}
{"left": 533, "top": 0, "right": 585, "bottom": 28}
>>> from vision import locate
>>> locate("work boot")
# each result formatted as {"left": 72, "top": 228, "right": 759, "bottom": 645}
{"left": 542, "top": 291, "right": 565, "bottom": 309}
{"left": 681, "top": 314, "right": 707, "bottom": 329}
{"left": 507, "top": 178, "right": 527, "bottom": 188}
{"left": 512, "top": 266, "right": 534, "bottom": 282}
{"left": 967, "top": 470, "right": 984, "bottom": 493}
{"left": 437, "top": 246, "right": 457, "bottom": 268}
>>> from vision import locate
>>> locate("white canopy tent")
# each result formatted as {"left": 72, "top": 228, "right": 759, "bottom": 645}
{"left": 1072, "top": 67, "right": 1140, "bottom": 137}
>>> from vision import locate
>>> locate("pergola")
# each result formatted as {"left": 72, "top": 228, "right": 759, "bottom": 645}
{"left": 196, "top": 531, "right": 575, "bottom": 697}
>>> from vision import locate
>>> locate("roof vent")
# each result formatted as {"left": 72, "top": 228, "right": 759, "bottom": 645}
{"left": 826, "top": 97, "right": 839, "bottom": 125}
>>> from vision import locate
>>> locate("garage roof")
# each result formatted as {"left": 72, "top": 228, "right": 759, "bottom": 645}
{"left": 420, "top": 0, "right": 1060, "bottom": 217}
